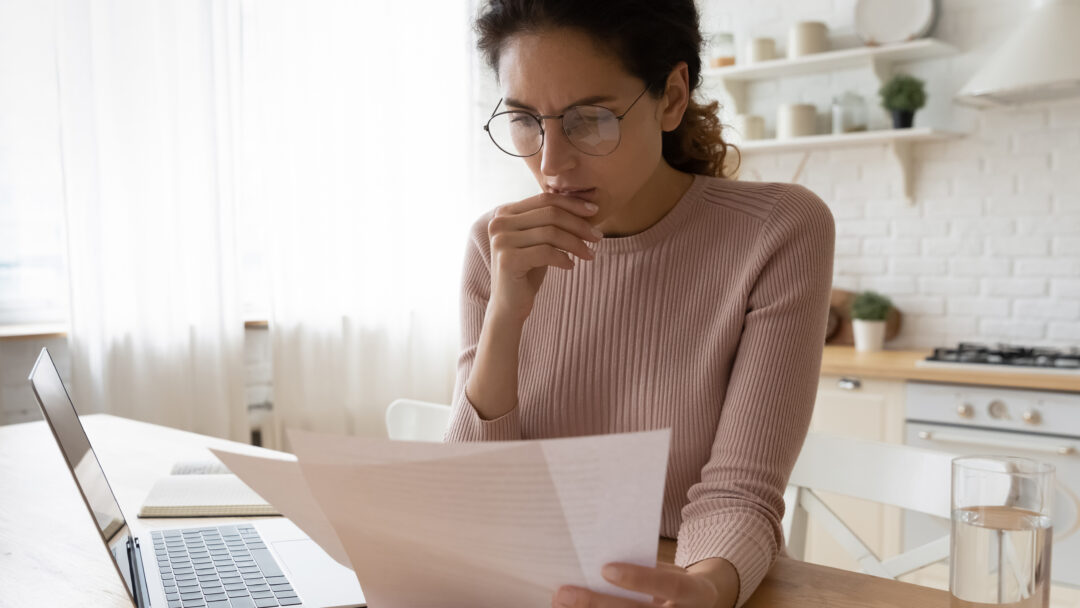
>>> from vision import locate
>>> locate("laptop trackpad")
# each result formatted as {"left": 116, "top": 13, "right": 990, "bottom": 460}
{"left": 272, "top": 539, "right": 366, "bottom": 608}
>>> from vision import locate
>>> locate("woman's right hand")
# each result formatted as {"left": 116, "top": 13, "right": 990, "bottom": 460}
{"left": 486, "top": 193, "right": 602, "bottom": 323}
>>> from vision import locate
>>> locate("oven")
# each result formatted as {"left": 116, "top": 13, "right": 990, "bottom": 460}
{"left": 903, "top": 381, "right": 1080, "bottom": 587}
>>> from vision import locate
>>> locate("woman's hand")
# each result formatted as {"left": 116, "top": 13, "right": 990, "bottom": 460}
{"left": 552, "top": 561, "right": 735, "bottom": 608}
{"left": 487, "top": 193, "right": 602, "bottom": 323}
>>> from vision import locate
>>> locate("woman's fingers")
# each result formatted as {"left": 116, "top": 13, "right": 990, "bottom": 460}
{"left": 487, "top": 194, "right": 602, "bottom": 275}
{"left": 551, "top": 586, "right": 653, "bottom": 608}
{"left": 500, "top": 191, "right": 600, "bottom": 219}
{"left": 600, "top": 563, "right": 716, "bottom": 605}
{"left": 490, "top": 204, "right": 602, "bottom": 245}
{"left": 483, "top": 192, "right": 600, "bottom": 320}
{"left": 497, "top": 225, "right": 595, "bottom": 260}
{"left": 498, "top": 244, "right": 574, "bottom": 272}
{"left": 551, "top": 562, "right": 722, "bottom": 608}
{"left": 512, "top": 205, "right": 603, "bottom": 243}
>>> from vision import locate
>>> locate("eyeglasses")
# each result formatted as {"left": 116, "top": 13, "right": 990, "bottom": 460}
{"left": 483, "top": 86, "right": 651, "bottom": 158}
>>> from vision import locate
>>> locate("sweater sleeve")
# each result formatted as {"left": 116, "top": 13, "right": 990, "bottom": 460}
{"left": 675, "top": 184, "right": 835, "bottom": 606}
{"left": 443, "top": 213, "right": 523, "bottom": 442}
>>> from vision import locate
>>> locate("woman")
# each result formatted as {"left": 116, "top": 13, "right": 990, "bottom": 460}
{"left": 444, "top": 1, "right": 835, "bottom": 606}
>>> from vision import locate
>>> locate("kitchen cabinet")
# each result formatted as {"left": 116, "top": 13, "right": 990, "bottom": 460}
{"left": 800, "top": 374, "right": 906, "bottom": 571}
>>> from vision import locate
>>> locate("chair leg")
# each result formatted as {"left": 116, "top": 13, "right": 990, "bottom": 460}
{"left": 785, "top": 487, "right": 809, "bottom": 561}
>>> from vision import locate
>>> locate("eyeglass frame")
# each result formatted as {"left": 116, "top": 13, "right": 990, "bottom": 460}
{"left": 483, "top": 85, "right": 652, "bottom": 158}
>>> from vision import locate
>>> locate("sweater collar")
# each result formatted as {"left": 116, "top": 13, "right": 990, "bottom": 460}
{"left": 592, "top": 173, "right": 706, "bottom": 255}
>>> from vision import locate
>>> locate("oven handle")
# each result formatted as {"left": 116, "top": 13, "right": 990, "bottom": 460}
{"left": 915, "top": 430, "right": 1080, "bottom": 542}
{"left": 916, "top": 431, "right": 1076, "bottom": 456}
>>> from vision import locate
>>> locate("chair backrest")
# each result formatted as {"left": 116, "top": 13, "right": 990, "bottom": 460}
{"left": 782, "top": 432, "right": 955, "bottom": 580}
{"left": 385, "top": 399, "right": 452, "bottom": 442}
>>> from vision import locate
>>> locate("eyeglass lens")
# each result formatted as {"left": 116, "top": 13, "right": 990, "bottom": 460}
{"left": 486, "top": 106, "right": 622, "bottom": 157}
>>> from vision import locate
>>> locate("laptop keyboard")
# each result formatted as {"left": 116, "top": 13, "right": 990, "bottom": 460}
{"left": 152, "top": 524, "right": 302, "bottom": 608}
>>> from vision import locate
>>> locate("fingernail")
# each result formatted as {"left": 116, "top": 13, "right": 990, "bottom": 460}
{"left": 584, "top": 203, "right": 599, "bottom": 212}
{"left": 555, "top": 587, "right": 579, "bottom": 606}
{"left": 602, "top": 564, "right": 622, "bottom": 583}
{"left": 592, "top": 227, "right": 604, "bottom": 238}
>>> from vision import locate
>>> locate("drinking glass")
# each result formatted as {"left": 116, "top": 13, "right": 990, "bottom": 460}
{"left": 951, "top": 456, "right": 1054, "bottom": 608}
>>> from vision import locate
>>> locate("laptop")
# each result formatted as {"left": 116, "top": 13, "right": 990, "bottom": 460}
{"left": 28, "top": 347, "right": 366, "bottom": 608}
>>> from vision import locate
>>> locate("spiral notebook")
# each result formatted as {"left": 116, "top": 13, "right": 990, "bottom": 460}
{"left": 138, "top": 471, "right": 281, "bottom": 518}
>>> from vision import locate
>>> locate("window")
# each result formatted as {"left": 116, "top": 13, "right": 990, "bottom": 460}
{"left": 0, "top": 0, "right": 69, "bottom": 326}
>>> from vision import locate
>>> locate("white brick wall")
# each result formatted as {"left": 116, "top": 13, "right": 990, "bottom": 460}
{"left": 703, "top": 0, "right": 1080, "bottom": 349}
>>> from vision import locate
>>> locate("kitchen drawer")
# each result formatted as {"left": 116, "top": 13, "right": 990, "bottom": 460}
{"left": 813, "top": 375, "right": 906, "bottom": 444}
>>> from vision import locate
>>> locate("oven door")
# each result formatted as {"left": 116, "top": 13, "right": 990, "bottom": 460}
{"left": 905, "top": 421, "right": 1080, "bottom": 587}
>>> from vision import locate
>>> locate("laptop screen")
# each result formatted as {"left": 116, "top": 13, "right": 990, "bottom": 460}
{"left": 28, "top": 348, "right": 137, "bottom": 601}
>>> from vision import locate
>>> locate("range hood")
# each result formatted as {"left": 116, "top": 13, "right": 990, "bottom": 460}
{"left": 955, "top": 0, "right": 1080, "bottom": 108}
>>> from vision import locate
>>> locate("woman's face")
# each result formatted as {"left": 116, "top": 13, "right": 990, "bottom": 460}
{"left": 496, "top": 28, "right": 680, "bottom": 227}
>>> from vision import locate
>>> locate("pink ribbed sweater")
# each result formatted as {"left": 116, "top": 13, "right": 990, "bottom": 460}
{"left": 444, "top": 174, "right": 835, "bottom": 606}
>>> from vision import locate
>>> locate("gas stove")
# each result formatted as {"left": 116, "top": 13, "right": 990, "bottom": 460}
{"left": 915, "top": 342, "right": 1080, "bottom": 374}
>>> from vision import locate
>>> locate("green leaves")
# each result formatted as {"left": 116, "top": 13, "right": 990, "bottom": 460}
{"left": 879, "top": 74, "right": 927, "bottom": 112}
{"left": 851, "top": 290, "right": 893, "bottom": 321}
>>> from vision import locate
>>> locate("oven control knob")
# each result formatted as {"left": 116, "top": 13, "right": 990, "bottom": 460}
{"left": 1022, "top": 409, "right": 1042, "bottom": 425}
{"left": 988, "top": 400, "right": 1009, "bottom": 420}
{"left": 957, "top": 403, "right": 975, "bottom": 418}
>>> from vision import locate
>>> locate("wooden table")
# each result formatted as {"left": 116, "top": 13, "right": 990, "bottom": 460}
{"left": 0, "top": 415, "right": 950, "bottom": 607}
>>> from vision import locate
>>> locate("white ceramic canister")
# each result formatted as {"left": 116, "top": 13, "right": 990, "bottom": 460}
{"left": 731, "top": 114, "right": 765, "bottom": 141}
{"left": 788, "top": 21, "right": 829, "bottom": 58}
{"left": 746, "top": 37, "right": 776, "bottom": 63}
{"left": 776, "top": 104, "right": 817, "bottom": 139}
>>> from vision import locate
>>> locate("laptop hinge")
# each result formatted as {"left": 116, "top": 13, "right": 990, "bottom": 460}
{"left": 128, "top": 537, "right": 151, "bottom": 607}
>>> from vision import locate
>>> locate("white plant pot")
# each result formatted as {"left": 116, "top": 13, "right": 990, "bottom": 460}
{"left": 853, "top": 319, "right": 887, "bottom": 352}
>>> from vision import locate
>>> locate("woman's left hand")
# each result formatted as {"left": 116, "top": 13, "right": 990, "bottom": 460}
{"left": 552, "top": 562, "right": 721, "bottom": 608}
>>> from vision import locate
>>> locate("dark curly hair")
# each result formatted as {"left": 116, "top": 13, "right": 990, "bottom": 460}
{"left": 474, "top": 0, "right": 737, "bottom": 178}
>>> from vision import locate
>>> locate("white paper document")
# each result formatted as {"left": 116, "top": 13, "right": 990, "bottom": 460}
{"left": 215, "top": 428, "right": 671, "bottom": 607}
{"left": 208, "top": 449, "right": 354, "bottom": 569}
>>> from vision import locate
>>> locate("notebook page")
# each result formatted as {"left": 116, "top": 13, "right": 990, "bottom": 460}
{"left": 138, "top": 474, "right": 277, "bottom": 517}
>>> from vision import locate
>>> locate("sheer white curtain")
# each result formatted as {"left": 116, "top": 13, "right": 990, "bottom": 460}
{"left": 240, "top": 0, "right": 476, "bottom": 444}
{"left": 55, "top": 0, "right": 249, "bottom": 440}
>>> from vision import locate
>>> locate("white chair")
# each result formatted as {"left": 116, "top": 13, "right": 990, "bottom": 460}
{"left": 782, "top": 432, "right": 955, "bottom": 580}
{"left": 385, "top": 398, "right": 452, "bottom": 441}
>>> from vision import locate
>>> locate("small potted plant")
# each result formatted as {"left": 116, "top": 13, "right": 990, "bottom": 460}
{"left": 878, "top": 73, "right": 926, "bottom": 129}
{"left": 851, "top": 290, "right": 893, "bottom": 352}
